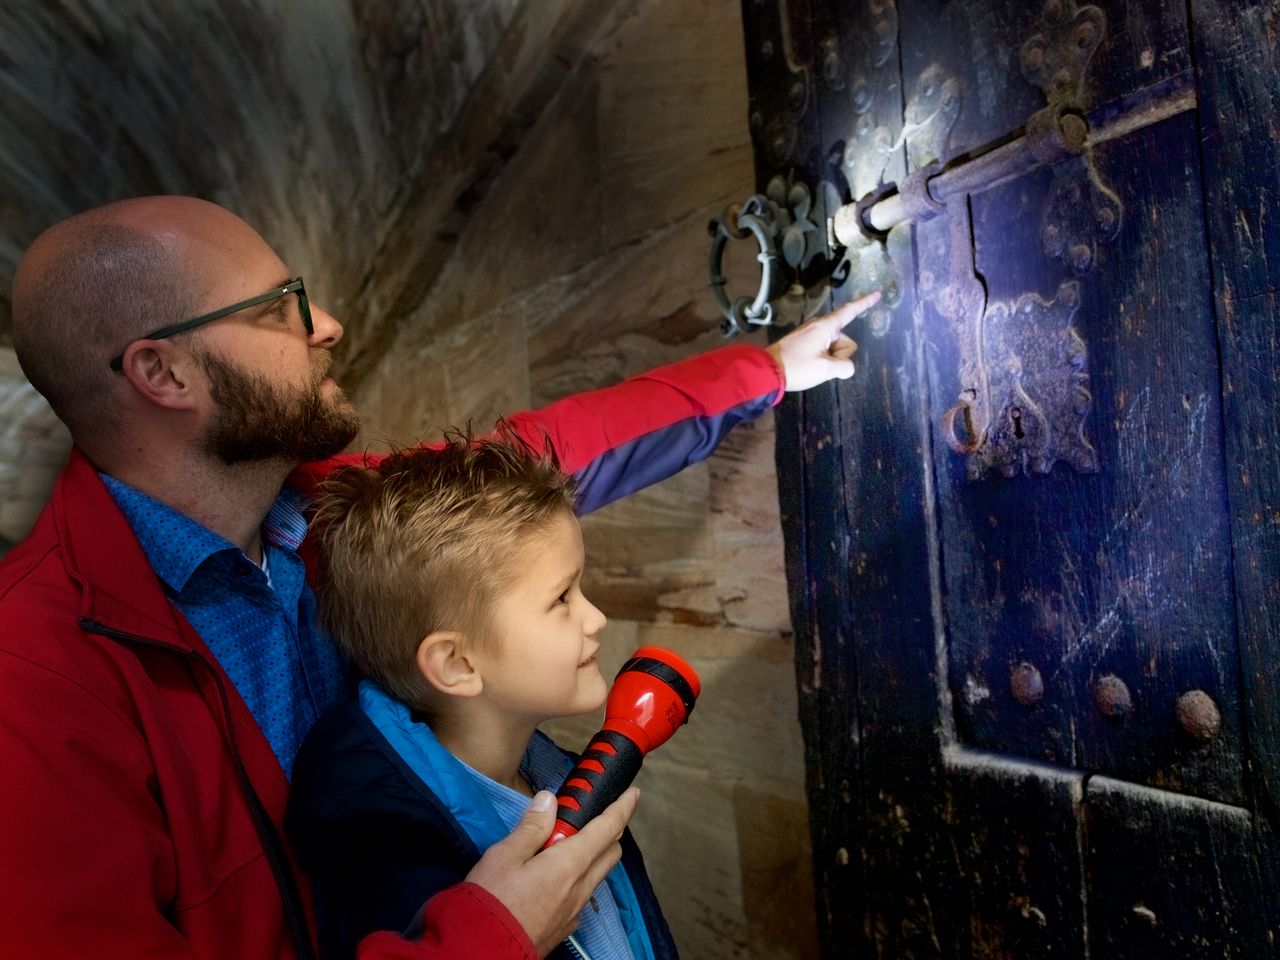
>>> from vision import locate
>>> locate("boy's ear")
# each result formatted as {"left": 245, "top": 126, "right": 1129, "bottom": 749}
{"left": 416, "top": 631, "right": 483, "bottom": 699}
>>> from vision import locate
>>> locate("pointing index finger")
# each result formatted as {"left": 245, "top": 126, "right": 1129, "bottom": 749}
{"left": 820, "top": 289, "right": 882, "bottom": 333}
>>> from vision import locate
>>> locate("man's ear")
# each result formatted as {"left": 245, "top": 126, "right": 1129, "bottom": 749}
{"left": 119, "top": 341, "right": 199, "bottom": 411}
{"left": 416, "top": 631, "right": 483, "bottom": 699}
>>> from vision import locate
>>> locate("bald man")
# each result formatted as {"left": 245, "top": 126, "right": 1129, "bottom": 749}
{"left": 0, "top": 196, "right": 877, "bottom": 959}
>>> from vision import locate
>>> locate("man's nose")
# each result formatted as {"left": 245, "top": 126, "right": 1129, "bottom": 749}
{"left": 309, "top": 304, "right": 344, "bottom": 348}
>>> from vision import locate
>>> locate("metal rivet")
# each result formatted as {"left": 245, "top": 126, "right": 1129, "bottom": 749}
{"left": 1023, "top": 45, "right": 1045, "bottom": 70}
{"left": 1076, "top": 21, "right": 1098, "bottom": 48}
{"left": 869, "top": 307, "right": 891, "bottom": 337}
{"left": 760, "top": 39, "right": 775, "bottom": 60}
{"left": 789, "top": 81, "right": 805, "bottom": 107}
{"left": 823, "top": 52, "right": 842, "bottom": 85}
{"left": 1059, "top": 113, "right": 1089, "bottom": 150}
{"left": 834, "top": 847, "right": 850, "bottom": 866}
{"left": 1070, "top": 243, "right": 1093, "bottom": 272}
{"left": 1096, "top": 206, "right": 1116, "bottom": 231}
{"left": 1094, "top": 674, "right": 1132, "bottom": 718}
{"left": 1011, "top": 662, "right": 1045, "bottom": 706}
{"left": 1176, "top": 689, "right": 1222, "bottom": 743}
{"left": 1131, "top": 904, "right": 1158, "bottom": 926}
{"left": 1044, "top": 0, "right": 1065, "bottom": 23}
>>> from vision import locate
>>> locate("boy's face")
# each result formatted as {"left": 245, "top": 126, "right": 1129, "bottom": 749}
{"left": 477, "top": 511, "right": 609, "bottom": 723}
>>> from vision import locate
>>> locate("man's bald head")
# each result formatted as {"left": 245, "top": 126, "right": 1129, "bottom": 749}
{"left": 11, "top": 197, "right": 233, "bottom": 437}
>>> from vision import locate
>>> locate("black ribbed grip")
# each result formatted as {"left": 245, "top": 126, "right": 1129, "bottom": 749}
{"left": 553, "top": 729, "right": 645, "bottom": 833}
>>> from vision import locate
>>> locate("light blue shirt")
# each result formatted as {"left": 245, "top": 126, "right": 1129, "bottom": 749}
{"left": 465, "top": 744, "right": 635, "bottom": 960}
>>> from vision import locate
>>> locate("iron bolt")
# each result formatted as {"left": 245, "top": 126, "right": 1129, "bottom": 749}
{"left": 1011, "top": 662, "right": 1045, "bottom": 706}
{"left": 834, "top": 847, "right": 850, "bottom": 866}
{"left": 760, "top": 39, "right": 775, "bottom": 60}
{"left": 1094, "top": 674, "right": 1132, "bottom": 718}
{"left": 1070, "top": 243, "right": 1093, "bottom": 273}
{"left": 1176, "top": 689, "right": 1221, "bottom": 743}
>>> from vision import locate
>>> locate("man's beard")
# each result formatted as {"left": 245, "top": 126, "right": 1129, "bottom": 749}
{"left": 196, "top": 350, "right": 361, "bottom": 466}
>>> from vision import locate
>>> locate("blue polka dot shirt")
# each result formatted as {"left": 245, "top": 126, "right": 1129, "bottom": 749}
{"left": 102, "top": 474, "right": 348, "bottom": 778}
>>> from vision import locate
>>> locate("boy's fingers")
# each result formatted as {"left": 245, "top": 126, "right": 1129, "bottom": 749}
{"left": 821, "top": 290, "right": 882, "bottom": 335}
{"left": 829, "top": 335, "right": 858, "bottom": 362}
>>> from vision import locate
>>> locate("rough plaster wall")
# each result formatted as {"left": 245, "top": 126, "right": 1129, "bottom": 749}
{"left": 0, "top": 2, "right": 818, "bottom": 957}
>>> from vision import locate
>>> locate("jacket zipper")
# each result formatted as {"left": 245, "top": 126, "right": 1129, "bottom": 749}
{"left": 79, "top": 617, "right": 318, "bottom": 960}
{"left": 565, "top": 933, "right": 592, "bottom": 960}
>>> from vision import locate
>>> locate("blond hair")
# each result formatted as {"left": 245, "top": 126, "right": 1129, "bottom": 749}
{"left": 315, "top": 424, "right": 577, "bottom": 709}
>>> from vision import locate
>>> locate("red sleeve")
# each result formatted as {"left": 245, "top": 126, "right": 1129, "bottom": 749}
{"left": 355, "top": 883, "right": 537, "bottom": 960}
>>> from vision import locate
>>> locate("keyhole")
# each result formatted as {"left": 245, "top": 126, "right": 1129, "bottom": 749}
{"left": 1010, "top": 406, "right": 1025, "bottom": 439}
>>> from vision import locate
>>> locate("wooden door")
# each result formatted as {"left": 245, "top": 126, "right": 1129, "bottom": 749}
{"left": 735, "top": 1, "right": 1280, "bottom": 955}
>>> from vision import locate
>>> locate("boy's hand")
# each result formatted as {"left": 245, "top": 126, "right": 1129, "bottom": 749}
{"left": 465, "top": 787, "right": 639, "bottom": 957}
{"left": 766, "top": 290, "right": 882, "bottom": 392}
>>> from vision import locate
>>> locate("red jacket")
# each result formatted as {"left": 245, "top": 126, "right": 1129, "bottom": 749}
{"left": 0, "top": 346, "right": 782, "bottom": 959}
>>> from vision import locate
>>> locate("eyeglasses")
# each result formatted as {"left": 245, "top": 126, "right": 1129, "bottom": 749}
{"left": 108, "top": 277, "right": 313, "bottom": 371}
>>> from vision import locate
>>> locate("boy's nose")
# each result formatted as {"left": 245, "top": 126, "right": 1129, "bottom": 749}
{"left": 584, "top": 597, "right": 608, "bottom": 636}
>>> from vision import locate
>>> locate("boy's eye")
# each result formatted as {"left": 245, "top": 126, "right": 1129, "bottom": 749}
{"left": 554, "top": 590, "right": 569, "bottom": 605}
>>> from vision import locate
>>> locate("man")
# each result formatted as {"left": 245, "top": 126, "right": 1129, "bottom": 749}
{"left": 0, "top": 196, "right": 877, "bottom": 959}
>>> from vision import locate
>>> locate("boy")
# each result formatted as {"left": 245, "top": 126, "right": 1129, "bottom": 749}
{"left": 287, "top": 428, "right": 677, "bottom": 960}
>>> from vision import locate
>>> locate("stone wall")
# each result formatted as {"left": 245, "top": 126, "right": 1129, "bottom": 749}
{"left": 0, "top": 2, "right": 818, "bottom": 957}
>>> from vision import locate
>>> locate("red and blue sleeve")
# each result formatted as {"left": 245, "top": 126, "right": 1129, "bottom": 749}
{"left": 502, "top": 344, "right": 783, "bottom": 514}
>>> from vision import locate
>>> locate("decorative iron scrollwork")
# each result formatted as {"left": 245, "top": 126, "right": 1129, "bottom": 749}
{"left": 726, "top": 0, "right": 1195, "bottom": 480}
{"left": 707, "top": 175, "right": 839, "bottom": 336}
{"left": 942, "top": 281, "right": 1099, "bottom": 478}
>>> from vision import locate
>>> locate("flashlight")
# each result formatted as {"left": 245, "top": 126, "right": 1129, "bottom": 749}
{"left": 543, "top": 646, "right": 701, "bottom": 848}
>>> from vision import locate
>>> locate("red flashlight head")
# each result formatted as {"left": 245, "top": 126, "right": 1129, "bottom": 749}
{"left": 602, "top": 646, "right": 701, "bottom": 754}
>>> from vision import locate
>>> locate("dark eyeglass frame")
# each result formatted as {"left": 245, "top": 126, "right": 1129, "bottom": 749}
{"left": 108, "top": 277, "right": 313, "bottom": 371}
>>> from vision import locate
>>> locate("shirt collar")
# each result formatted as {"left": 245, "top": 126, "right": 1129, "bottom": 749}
{"left": 100, "top": 473, "right": 309, "bottom": 595}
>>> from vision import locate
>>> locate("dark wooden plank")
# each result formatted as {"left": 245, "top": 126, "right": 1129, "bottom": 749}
{"left": 1085, "top": 777, "right": 1272, "bottom": 956}
{"left": 937, "top": 110, "right": 1244, "bottom": 804}
{"left": 1188, "top": 0, "right": 1280, "bottom": 942}
{"left": 739, "top": 1, "right": 873, "bottom": 954}
{"left": 806, "top": 0, "right": 972, "bottom": 953}
{"left": 946, "top": 754, "right": 1088, "bottom": 957}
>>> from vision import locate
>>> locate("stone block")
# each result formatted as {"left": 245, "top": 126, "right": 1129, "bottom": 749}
{"left": 596, "top": 0, "right": 755, "bottom": 245}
